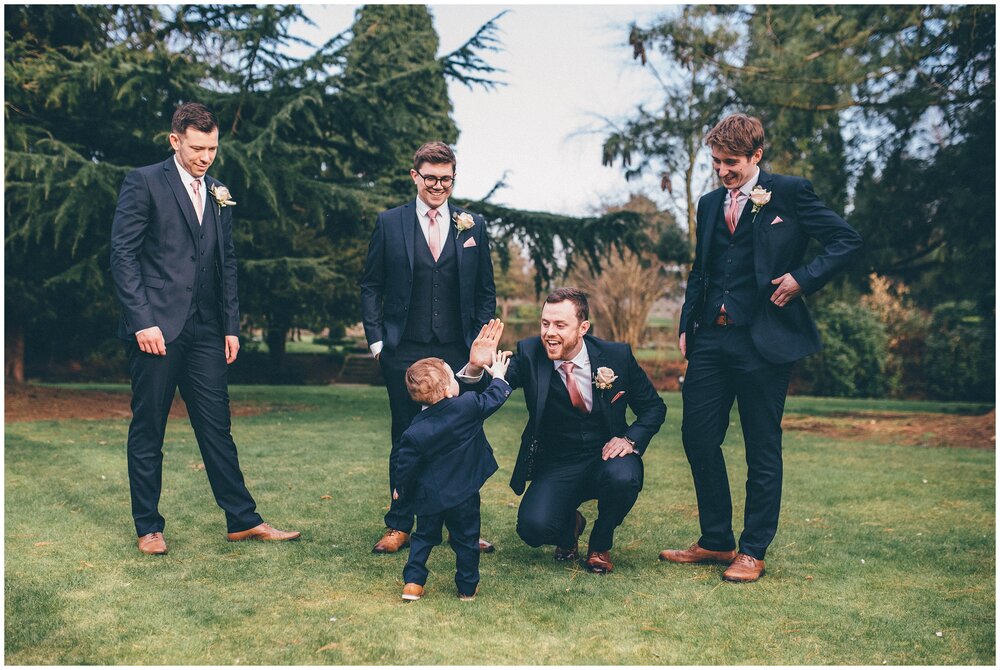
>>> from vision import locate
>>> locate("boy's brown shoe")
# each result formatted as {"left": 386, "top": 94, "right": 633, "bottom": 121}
{"left": 659, "top": 542, "right": 736, "bottom": 564}
{"left": 401, "top": 583, "right": 424, "bottom": 600}
{"left": 227, "top": 522, "right": 301, "bottom": 542}
{"left": 458, "top": 586, "right": 478, "bottom": 601}
{"left": 372, "top": 528, "right": 410, "bottom": 553}
{"left": 722, "top": 553, "right": 766, "bottom": 582}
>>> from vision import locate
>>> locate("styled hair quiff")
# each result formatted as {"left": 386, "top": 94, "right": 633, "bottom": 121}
{"left": 171, "top": 102, "right": 219, "bottom": 135}
{"left": 413, "top": 141, "right": 456, "bottom": 171}
{"left": 405, "top": 357, "right": 452, "bottom": 404}
{"left": 704, "top": 113, "right": 765, "bottom": 158}
{"left": 545, "top": 287, "right": 590, "bottom": 323}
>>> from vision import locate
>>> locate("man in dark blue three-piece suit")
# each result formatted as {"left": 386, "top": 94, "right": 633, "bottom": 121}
{"left": 659, "top": 114, "right": 863, "bottom": 582}
{"left": 461, "top": 290, "right": 667, "bottom": 574}
{"left": 110, "top": 102, "right": 300, "bottom": 555}
{"left": 359, "top": 142, "right": 497, "bottom": 554}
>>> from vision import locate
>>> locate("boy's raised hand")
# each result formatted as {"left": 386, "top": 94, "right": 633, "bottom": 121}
{"left": 486, "top": 349, "right": 510, "bottom": 381}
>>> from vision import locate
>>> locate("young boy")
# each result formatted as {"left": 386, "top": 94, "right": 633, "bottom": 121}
{"left": 393, "top": 350, "right": 511, "bottom": 601}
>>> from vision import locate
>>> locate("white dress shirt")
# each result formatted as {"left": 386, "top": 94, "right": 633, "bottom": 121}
{"left": 370, "top": 197, "right": 452, "bottom": 359}
{"left": 174, "top": 155, "right": 206, "bottom": 223}
{"left": 724, "top": 166, "right": 760, "bottom": 222}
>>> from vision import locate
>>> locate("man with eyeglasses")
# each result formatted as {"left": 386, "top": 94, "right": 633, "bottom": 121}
{"left": 360, "top": 141, "right": 497, "bottom": 554}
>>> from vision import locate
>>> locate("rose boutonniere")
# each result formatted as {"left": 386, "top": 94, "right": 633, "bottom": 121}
{"left": 210, "top": 185, "right": 237, "bottom": 213}
{"left": 453, "top": 211, "right": 475, "bottom": 232}
{"left": 749, "top": 185, "right": 771, "bottom": 215}
{"left": 594, "top": 366, "right": 618, "bottom": 390}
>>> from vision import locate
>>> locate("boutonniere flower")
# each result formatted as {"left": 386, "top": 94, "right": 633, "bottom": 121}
{"left": 453, "top": 211, "right": 475, "bottom": 232}
{"left": 210, "top": 184, "right": 237, "bottom": 211}
{"left": 749, "top": 185, "right": 771, "bottom": 214}
{"left": 593, "top": 366, "right": 618, "bottom": 390}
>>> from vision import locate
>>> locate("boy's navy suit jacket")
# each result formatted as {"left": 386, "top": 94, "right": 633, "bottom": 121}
{"left": 394, "top": 378, "right": 511, "bottom": 515}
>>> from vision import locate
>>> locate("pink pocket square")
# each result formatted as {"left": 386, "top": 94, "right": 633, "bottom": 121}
{"left": 463, "top": 237, "right": 477, "bottom": 248}
{"left": 770, "top": 216, "right": 784, "bottom": 225}
{"left": 611, "top": 391, "right": 625, "bottom": 404}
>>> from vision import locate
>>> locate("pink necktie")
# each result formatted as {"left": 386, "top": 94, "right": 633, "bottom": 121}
{"left": 560, "top": 361, "right": 589, "bottom": 415}
{"left": 427, "top": 208, "right": 441, "bottom": 261}
{"left": 726, "top": 189, "right": 741, "bottom": 235}
{"left": 191, "top": 179, "right": 203, "bottom": 225}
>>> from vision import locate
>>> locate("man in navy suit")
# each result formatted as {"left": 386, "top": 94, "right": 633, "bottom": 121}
{"left": 110, "top": 102, "right": 299, "bottom": 555}
{"left": 462, "top": 290, "right": 667, "bottom": 573}
{"left": 393, "top": 354, "right": 512, "bottom": 601}
{"left": 659, "top": 113, "right": 862, "bottom": 582}
{"left": 360, "top": 142, "right": 497, "bottom": 554}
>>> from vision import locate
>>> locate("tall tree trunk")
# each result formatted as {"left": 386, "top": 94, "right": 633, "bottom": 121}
{"left": 5, "top": 323, "right": 25, "bottom": 383}
{"left": 265, "top": 325, "right": 288, "bottom": 372}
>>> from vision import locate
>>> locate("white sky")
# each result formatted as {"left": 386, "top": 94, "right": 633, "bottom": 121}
{"left": 294, "top": 3, "right": 677, "bottom": 216}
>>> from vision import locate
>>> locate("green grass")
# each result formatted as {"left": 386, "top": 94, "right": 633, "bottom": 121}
{"left": 5, "top": 385, "right": 995, "bottom": 664}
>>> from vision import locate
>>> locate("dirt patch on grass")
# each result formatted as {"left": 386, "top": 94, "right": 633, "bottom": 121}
{"left": 4, "top": 383, "right": 292, "bottom": 423}
{"left": 783, "top": 409, "right": 996, "bottom": 449}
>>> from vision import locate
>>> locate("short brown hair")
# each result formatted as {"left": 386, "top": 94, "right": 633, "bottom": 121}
{"left": 705, "top": 113, "right": 765, "bottom": 158}
{"left": 545, "top": 287, "right": 589, "bottom": 322}
{"left": 172, "top": 102, "right": 218, "bottom": 135}
{"left": 405, "top": 357, "right": 452, "bottom": 404}
{"left": 413, "top": 141, "right": 456, "bottom": 171}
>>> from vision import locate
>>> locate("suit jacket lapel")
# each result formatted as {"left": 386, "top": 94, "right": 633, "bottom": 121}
{"left": 700, "top": 188, "right": 725, "bottom": 267}
{"left": 203, "top": 176, "right": 223, "bottom": 259}
{"left": 402, "top": 200, "right": 416, "bottom": 272}
{"left": 586, "top": 337, "right": 612, "bottom": 427}
{"left": 163, "top": 158, "right": 201, "bottom": 241}
{"left": 533, "top": 340, "right": 552, "bottom": 424}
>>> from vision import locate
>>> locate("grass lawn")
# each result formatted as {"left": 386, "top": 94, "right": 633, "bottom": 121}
{"left": 5, "top": 385, "right": 995, "bottom": 664}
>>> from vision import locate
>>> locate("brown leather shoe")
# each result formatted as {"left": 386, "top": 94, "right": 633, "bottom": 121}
{"left": 722, "top": 553, "right": 766, "bottom": 582}
{"left": 554, "top": 511, "right": 586, "bottom": 561}
{"left": 585, "top": 550, "right": 613, "bottom": 574}
{"left": 478, "top": 538, "right": 495, "bottom": 553}
{"left": 227, "top": 522, "right": 301, "bottom": 542}
{"left": 137, "top": 532, "right": 167, "bottom": 555}
{"left": 458, "top": 586, "right": 479, "bottom": 601}
{"left": 401, "top": 583, "right": 424, "bottom": 600}
{"left": 659, "top": 542, "right": 737, "bottom": 564}
{"left": 372, "top": 528, "right": 410, "bottom": 554}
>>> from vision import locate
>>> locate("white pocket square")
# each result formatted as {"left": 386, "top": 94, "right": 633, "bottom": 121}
{"left": 770, "top": 216, "right": 784, "bottom": 225}
{"left": 463, "top": 238, "right": 477, "bottom": 248}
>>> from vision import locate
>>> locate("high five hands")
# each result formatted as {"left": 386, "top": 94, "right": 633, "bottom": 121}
{"left": 486, "top": 349, "right": 510, "bottom": 381}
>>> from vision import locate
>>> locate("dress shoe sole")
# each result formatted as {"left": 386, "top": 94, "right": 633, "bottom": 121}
{"left": 138, "top": 548, "right": 167, "bottom": 555}
{"left": 479, "top": 545, "right": 495, "bottom": 553}
{"left": 401, "top": 594, "right": 422, "bottom": 601}
{"left": 372, "top": 543, "right": 408, "bottom": 554}
{"left": 585, "top": 565, "right": 612, "bottom": 574}
{"left": 722, "top": 568, "right": 765, "bottom": 583}
{"left": 227, "top": 534, "right": 301, "bottom": 542}
{"left": 458, "top": 595, "right": 476, "bottom": 601}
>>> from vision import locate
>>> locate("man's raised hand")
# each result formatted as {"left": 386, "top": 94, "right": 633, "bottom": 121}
{"left": 469, "top": 318, "right": 505, "bottom": 372}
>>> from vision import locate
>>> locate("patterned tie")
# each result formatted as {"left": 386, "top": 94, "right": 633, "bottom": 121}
{"left": 426, "top": 208, "right": 441, "bottom": 261}
{"left": 726, "top": 188, "right": 741, "bottom": 235}
{"left": 191, "top": 179, "right": 203, "bottom": 225}
{"left": 560, "top": 361, "right": 589, "bottom": 415}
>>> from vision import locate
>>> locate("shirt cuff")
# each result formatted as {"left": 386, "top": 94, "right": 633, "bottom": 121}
{"left": 370, "top": 341, "right": 383, "bottom": 358}
{"left": 135, "top": 326, "right": 158, "bottom": 337}
{"left": 456, "top": 363, "right": 485, "bottom": 383}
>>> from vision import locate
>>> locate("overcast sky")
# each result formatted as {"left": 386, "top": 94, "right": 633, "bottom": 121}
{"left": 293, "top": 4, "right": 676, "bottom": 216}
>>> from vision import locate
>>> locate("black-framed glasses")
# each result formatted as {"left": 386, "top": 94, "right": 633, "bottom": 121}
{"left": 415, "top": 171, "right": 455, "bottom": 188}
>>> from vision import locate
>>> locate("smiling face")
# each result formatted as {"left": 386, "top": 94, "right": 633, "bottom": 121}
{"left": 411, "top": 161, "right": 455, "bottom": 210}
{"left": 170, "top": 127, "right": 219, "bottom": 178}
{"left": 711, "top": 144, "right": 762, "bottom": 191}
{"left": 540, "top": 300, "right": 590, "bottom": 361}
